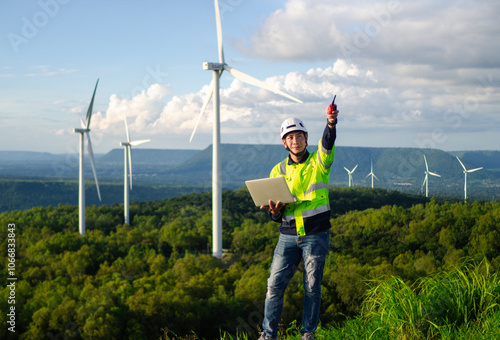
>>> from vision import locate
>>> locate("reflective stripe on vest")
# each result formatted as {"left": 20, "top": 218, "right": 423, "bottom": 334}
{"left": 304, "top": 182, "right": 328, "bottom": 197}
{"left": 279, "top": 159, "right": 287, "bottom": 176}
{"left": 282, "top": 202, "right": 331, "bottom": 223}
{"left": 272, "top": 141, "right": 334, "bottom": 236}
{"left": 318, "top": 144, "right": 333, "bottom": 169}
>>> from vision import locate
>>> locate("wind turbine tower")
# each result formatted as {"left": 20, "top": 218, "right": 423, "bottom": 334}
{"left": 344, "top": 164, "right": 358, "bottom": 187}
{"left": 73, "top": 79, "right": 102, "bottom": 236}
{"left": 422, "top": 154, "right": 441, "bottom": 197}
{"left": 365, "top": 159, "right": 378, "bottom": 188}
{"left": 456, "top": 156, "right": 483, "bottom": 200}
{"left": 120, "top": 116, "right": 151, "bottom": 225}
{"left": 189, "top": 0, "right": 302, "bottom": 258}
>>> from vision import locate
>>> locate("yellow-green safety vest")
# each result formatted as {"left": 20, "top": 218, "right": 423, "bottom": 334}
{"left": 270, "top": 138, "right": 335, "bottom": 236}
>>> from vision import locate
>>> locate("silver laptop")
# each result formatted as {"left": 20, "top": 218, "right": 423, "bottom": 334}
{"left": 245, "top": 176, "right": 296, "bottom": 207}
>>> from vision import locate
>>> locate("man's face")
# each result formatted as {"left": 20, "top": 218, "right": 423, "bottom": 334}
{"left": 283, "top": 131, "right": 307, "bottom": 154}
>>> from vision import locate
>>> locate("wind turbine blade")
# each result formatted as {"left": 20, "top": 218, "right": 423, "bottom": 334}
{"left": 123, "top": 116, "right": 131, "bottom": 143}
{"left": 86, "top": 79, "right": 99, "bottom": 129}
{"left": 365, "top": 173, "right": 371, "bottom": 179}
{"left": 190, "top": 80, "right": 215, "bottom": 142}
{"left": 352, "top": 164, "right": 358, "bottom": 172}
{"left": 456, "top": 156, "right": 467, "bottom": 171}
{"left": 214, "top": 0, "right": 225, "bottom": 63}
{"left": 130, "top": 139, "right": 151, "bottom": 146}
{"left": 468, "top": 167, "right": 483, "bottom": 173}
{"left": 422, "top": 176, "right": 427, "bottom": 188}
{"left": 86, "top": 133, "right": 102, "bottom": 201}
{"left": 79, "top": 116, "right": 86, "bottom": 129}
{"left": 373, "top": 174, "right": 379, "bottom": 181}
{"left": 423, "top": 154, "right": 429, "bottom": 171}
{"left": 224, "top": 65, "right": 303, "bottom": 103}
{"left": 429, "top": 171, "right": 441, "bottom": 177}
{"left": 128, "top": 146, "right": 133, "bottom": 190}
{"left": 344, "top": 167, "right": 349, "bottom": 172}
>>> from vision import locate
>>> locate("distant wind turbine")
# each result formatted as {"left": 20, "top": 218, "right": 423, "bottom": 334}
{"left": 365, "top": 159, "right": 378, "bottom": 188}
{"left": 344, "top": 165, "right": 358, "bottom": 187}
{"left": 421, "top": 154, "right": 441, "bottom": 197}
{"left": 456, "top": 156, "right": 483, "bottom": 200}
{"left": 189, "top": 0, "right": 302, "bottom": 258}
{"left": 73, "top": 79, "right": 101, "bottom": 236}
{"left": 120, "top": 116, "right": 151, "bottom": 225}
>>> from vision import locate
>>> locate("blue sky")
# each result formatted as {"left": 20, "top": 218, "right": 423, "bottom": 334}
{"left": 1, "top": 0, "right": 499, "bottom": 154}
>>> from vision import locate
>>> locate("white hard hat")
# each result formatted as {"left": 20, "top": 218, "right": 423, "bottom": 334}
{"left": 280, "top": 118, "right": 307, "bottom": 139}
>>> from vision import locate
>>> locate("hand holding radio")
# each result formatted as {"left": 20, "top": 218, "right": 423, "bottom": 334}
{"left": 326, "top": 94, "right": 338, "bottom": 126}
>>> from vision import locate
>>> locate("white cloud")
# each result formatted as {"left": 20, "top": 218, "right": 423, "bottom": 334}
{"left": 236, "top": 0, "right": 342, "bottom": 61}
{"left": 4, "top": 1, "right": 499, "bottom": 154}
{"left": 91, "top": 83, "right": 171, "bottom": 135}
{"left": 93, "top": 72, "right": 326, "bottom": 139}
{"left": 90, "top": 55, "right": 499, "bottom": 151}
{"left": 239, "top": 0, "right": 500, "bottom": 68}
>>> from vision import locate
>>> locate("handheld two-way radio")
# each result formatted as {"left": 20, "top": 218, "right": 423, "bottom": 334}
{"left": 328, "top": 94, "right": 337, "bottom": 124}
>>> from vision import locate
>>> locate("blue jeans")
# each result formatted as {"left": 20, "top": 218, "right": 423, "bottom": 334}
{"left": 262, "top": 231, "right": 330, "bottom": 338}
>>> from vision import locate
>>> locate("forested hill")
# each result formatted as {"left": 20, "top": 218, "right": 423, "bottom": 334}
{"left": 98, "top": 148, "right": 200, "bottom": 165}
{"left": 81, "top": 144, "right": 500, "bottom": 201}
{"left": 0, "top": 146, "right": 498, "bottom": 210}
{"left": 161, "top": 144, "right": 497, "bottom": 187}
{"left": 0, "top": 187, "right": 498, "bottom": 339}
{"left": 449, "top": 150, "right": 500, "bottom": 172}
{"left": 1, "top": 146, "right": 497, "bottom": 187}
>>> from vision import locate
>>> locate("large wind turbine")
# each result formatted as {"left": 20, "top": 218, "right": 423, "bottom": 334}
{"left": 344, "top": 165, "right": 358, "bottom": 187}
{"left": 421, "top": 154, "right": 441, "bottom": 197}
{"left": 365, "top": 159, "right": 378, "bottom": 188}
{"left": 120, "top": 116, "right": 151, "bottom": 225}
{"left": 189, "top": 0, "right": 302, "bottom": 258}
{"left": 73, "top": 79, "right": 101, "bottom": 236}
{"left": 456, "top": 156, "right": 483, "bottom": 200}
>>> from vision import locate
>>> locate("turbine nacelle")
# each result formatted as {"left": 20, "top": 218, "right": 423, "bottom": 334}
{"left": 203, "top": 62, "right": 225, "bottom": 71}
{"left": 120, "top": 140, "right": 150, "bottom": 147}
{"left": 344, "top": 165, "right": 358, "bottom": 187}
{"left": 344, "top": 164, "right": 358, "bottom": 174}
{"left": 73, "top": 128, "right": 90, "bottom": 133}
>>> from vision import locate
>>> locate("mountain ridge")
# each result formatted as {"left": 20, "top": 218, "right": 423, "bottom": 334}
{"left": 0, "top": 146, "right": 498, "bottom": 195}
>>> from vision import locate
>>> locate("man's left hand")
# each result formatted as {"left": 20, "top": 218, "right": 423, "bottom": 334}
{"left": 260, "top": 200, "right": 285, "bottom": 216}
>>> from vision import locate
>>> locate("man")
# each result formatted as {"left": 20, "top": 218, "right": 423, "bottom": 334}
{"left": 259, "top": 103, "right": 339, "bottom": 340}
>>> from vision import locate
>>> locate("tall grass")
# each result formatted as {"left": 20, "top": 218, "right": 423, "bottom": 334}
{"left": 164, "top": 260, "right": 500, "bottom": 340}
{"left": 362, "top": 259, "right": 500, "bottom": 339}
